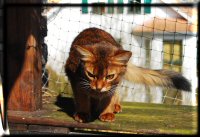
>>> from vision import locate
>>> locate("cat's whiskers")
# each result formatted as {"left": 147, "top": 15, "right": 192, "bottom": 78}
{"left": 80, "top": 77, "right": 89, "bottom": 82}
{"left": 79, "top": 78, "right": 91, "bottom": 91}
{"left": 80, "top": 80, "right": 89, "bottom": 84}
{"left": 80, "top": 83, "right": 90, "bottom": 87}
{"left": 105, "top": 84, "right": 118, "bottom": 97}
{"left": 79, "top": 78, "right": 89, "bottom": 84}
{"left": 110, "top": 84, "right": 118, "bottom": 91}
{"left": 80, "top": 81, "right": 89, "bottom": 85}
{"left": 80, "top": 84, "right": 91, "bottom": 90}
{"left": 81, "top": 86, "right": 90, "bottom": 90}
{"left": 80, "top": 77, "right": 119, "bottom": 96}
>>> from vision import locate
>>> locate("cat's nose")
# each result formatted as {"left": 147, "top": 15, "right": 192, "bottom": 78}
{"left": 96, "top": 81, "right": 103, "bottom": 92}
{"left": 96, "top": 88, "right": 102, "bottom": 92}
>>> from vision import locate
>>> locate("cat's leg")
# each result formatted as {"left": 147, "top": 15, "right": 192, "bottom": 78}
{"left": 113, "top": 91, "right": 122, "bottom": 113}
{"left": 73, "top": 91, "right": 91, "bottom": 123}
{"left": 99, "top": 92, "right": 120, "bottom": 122}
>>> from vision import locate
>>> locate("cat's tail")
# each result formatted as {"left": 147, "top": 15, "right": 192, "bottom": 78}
{"left": 124, "top": 62, "right": 191, "bottom": 91}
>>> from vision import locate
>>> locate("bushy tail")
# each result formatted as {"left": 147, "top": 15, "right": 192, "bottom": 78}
{"left": 124, "top": 62, "right": 191, "bottom": 91}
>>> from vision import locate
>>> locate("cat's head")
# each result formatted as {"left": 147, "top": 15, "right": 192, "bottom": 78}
{"left": 75, "top": 41, "right": 132, "bottom": 93}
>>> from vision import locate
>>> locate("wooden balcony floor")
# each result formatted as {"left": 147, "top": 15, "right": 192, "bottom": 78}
{"left": 7, "top": 95, "right": 197, "bottom": 135}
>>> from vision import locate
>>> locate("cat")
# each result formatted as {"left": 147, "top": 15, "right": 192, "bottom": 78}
{"left": 65, "top": 27, "right": 191, "bottom": 123}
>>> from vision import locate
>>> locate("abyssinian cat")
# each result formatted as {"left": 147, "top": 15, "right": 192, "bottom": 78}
{"left": 65, "top": 27, "right": 191, "bottom": 123}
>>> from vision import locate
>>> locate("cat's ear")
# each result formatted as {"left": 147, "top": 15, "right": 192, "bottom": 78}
{"left": 111, "top": 50, "right": 132, "bottom": 65}
{"left": 75, "top": 45, "right": 94, "bottom": 62}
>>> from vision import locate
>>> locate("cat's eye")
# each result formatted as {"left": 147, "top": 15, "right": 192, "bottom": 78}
{"left": 86, "top": 71, "right": 96, "bottom": 79}
{"left": 106, "top": 74, "right": 115, "bottom": 80}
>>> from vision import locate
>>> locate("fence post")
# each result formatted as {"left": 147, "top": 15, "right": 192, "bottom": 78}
{"left": 6, "top": 0, "right": 43, "bottom": 111}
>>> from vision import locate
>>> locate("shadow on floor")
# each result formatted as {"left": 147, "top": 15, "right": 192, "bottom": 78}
{"left": 54, "top": 95, "right": 99, "bottom": 122}
{"left": 55, "top": 95, "right": 75, "bottom": 118}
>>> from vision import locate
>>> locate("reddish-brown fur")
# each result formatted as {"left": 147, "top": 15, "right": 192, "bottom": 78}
{"left": 65, "top": 27, "right": 132, "bottom": 122}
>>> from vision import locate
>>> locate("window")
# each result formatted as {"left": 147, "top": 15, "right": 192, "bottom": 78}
{"left": 128, "top": 0, "right": 141, "bottom": 14}
{"left": 128, "top": 0, "right": 151, "bottom": 14}
{"left": 162, "top": 41, "right": 183, "bottom": 105}
{"left": 92, "top": 2, "right": 106, "bottom": 14}
{"left": 107, "top": 0, "right": 114, "bottom": 14}
{"left": 144, "top": 0, "right": 151, "bottom": 14}
{"left": 81, "top": 0, "right": 151, "bottom": 14}
{"left": 163, "top": 41, "right": 182, "bottom": 72}
{"left": 117, "top": 0, "right": 123, "bottom": 14}
{"left": 82, "top": 0, "right": 88, "bottom": 14}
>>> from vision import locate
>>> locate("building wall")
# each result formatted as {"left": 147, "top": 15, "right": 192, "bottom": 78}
{"left": 182, "top": 36, "right": 197, "bottom": 105}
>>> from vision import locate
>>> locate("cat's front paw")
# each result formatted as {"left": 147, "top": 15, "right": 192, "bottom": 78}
{"left": 73, "top": 112, "right": 90, "bottom": 123}
{"left": 99, "top": 113, "right": 115, "bottom": 122}
{"left": 114, "top": 104, "right": 122, "bottom": 113}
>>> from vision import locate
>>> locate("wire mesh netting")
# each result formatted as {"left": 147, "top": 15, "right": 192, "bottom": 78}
{"left": 42, "top": 4, "right": 198, "bottom": 106}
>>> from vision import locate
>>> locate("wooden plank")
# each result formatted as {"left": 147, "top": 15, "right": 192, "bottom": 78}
{"left": 7, "top": 100, "right": 197, "bottom": 135}
{"left": 8, "top": 115, "right": 109, "bottom": 131}
{"left": 28, "top": 125, "right": 70, "bottom": 134}
{"left": 6, "top": 1, "right": 42, "bottom": 111}
{"left": 9, "top": 123, "right": 28, "bottom": 131}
